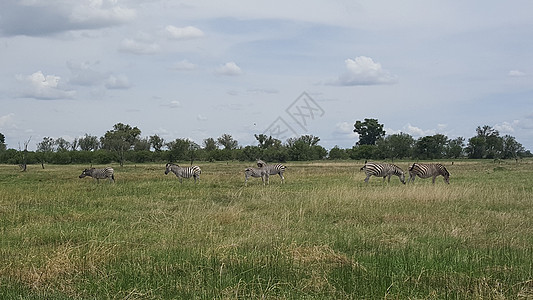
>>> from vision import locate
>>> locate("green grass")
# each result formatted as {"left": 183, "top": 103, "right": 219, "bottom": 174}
{"left": 1, "top": 160, "right": 533, "bottom": 299}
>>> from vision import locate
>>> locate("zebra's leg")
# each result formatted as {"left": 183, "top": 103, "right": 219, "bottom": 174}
{"left": 432, "top": 176, "right": 436, "bottom": 184}
{"left": 245, "top": 174, "right": 249, "bottom": 186}
{"left": 179, "top": 176, "right": 183, "bottom": 184}
{"left": 364, "top": 174, "right": 371, "bottom": 183}
{"left": 279, "top": 173, "right": 285, "bottom": 184}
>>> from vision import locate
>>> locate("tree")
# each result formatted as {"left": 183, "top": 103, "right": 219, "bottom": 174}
{"left": 467, "top": 125, "right": 502, "bottom": 159}
{"left": 78, "top": 134, "right": 100, "bottom": 151}
{"left": 287, "top": 135, "right": 326, "bottom": 161}
{"left": 217, "top": 134, "right": 238, "bottom": 150}
{"left": 0, "top": 133, "right": 6, "bottom": 151}
{"left": 149, "top": 135, "right": 165, "bottom": 152}
{"left": 329, "top": 146, "right": 349, "bottom": 160}
{"left": 255, "top": 134, "right": 281, "bottom": 149}
{"left": 446, "top": 137, "right": 465, "bottom": 158}
{"left": 501, "top": 135, "right": 524, "bottom": 159}
{"left": 203, "top": 138, "right": 218, "bottom": 151}
{"left": 353, "top": 118, "right": 385, "bottom": 145}
{"left": 100, "top": 123, "right": 141, "bottom": 166}
{"left": 55, "top": 137, "right": 71, "bottom": 152}
{"left": 413, "top": 134, "right": 448, "bottom": 159}
{"left": 376, "top": 133, "right": 414, "bottom": 160}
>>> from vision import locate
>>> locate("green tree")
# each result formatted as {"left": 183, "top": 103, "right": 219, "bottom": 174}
{"left": 100, "top": 123, "right": 141, "bottom": 166}
{"left": 203, "top": 138, "right": 218, "bottom": 151}
{"left": 287, "top": 135, "right": 326, "bottom": 161}
{"left": 149, "top": 135, "right": 165, "bottom": 152}
{"left": 78, "top": 134, "right": 100, "bottom": 151}
{"left": 55, "top": 137, "right": 71, "bottom": 152}
{"left": 376, "top": 133, "right": 414, "bottom": 160}
{"left": 446, "top": 137, "right": 465, "bottom": 158}
{"left": 255, "top": 134, "right": 281, "bottom": 149}
{"left": 329, "top": 146, "right": 349, "bottom": 160}
{"left": 501, "top": 135, "right": 524, "bottom": 159}
{"left": 217, "top": 134, "right": 238, "bottom": 150}
{"left": 0, "top": 133, "right": 6, "bottom": 151}
{"left": 414, "top": 134, "right": 448, "bottom": 159}
{"left": 353, "top": 118, "right": 385, "bottom": 145}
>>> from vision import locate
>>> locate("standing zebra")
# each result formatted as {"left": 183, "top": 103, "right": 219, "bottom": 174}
{"left": 256, "top": 160, "right": 286, "bottom": 184}
{"left": 408, "top": 163, "right": 450, "bottom": 184}
{"left": 164, "top": 163, "right": 201, "bottom": 183}
{"left": 79, "top": 167, "right": 115, "bottom": 183}
{"left": 360, "top": 162, "right": 405, "bottom": 184}
{"left": 244, "top": 166, "right": 268, "bottom": 186}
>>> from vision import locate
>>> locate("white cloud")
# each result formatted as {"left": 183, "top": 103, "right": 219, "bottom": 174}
{"left": 119, "top": 38, "right": 160, "bottom": 55}
{"left": 197, "top": 114, "right": 208, "bottom": 121}
{"left": 508, "top": 70, "right": 526, "bottom": 77}
{"left": 0, "top": 113, "right": 15, "bottom": 128}
{"left": 16, "top": 71, "right": 75, "bottom": 100}
{"left": 494, "top": 120, "right": 519, "bottom": 133}
{"left": 215, "top": 62, "right": 243, "bottom": 76}
{"left": 404, "top": 123, "right": 435, "bottom": 137}
{"left": 165, "top": 25, "right": 204, "bottom": 39}
{"left": 330, "top": 56, "right": 397, "bottom": 86}
{"left": 172, "top": 60, "right": 197, "bottom": 71}
{"left": 105, "top": 75, "right": 130, "bottom": 89}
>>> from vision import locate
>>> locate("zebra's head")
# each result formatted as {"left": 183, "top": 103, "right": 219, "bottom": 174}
{"left": 164, "top": 163, "right": 172, "bottom": 175}
{"left": 79, "top": 168, "right": 93, "bottom": 178}
{"left": 399, "top": 172, "right": 406, "bottom": 184}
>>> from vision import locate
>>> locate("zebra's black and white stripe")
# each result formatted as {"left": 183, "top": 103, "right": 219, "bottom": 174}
{"left": 79, "top": 167, "right": 115, "bottom": 183}
{"left": 360, "top": 162, "right": 405, "bottom": 184}
{"left": 408, "top": 163, "right": 450, "bottom": 184}
{"left": 165, "top": 163, "right": 201, "bottom": 183}
{"left": 244, "top": 167, "right": 268, "bottom": 186}
{"left": 257, "top": 160, "right": 286, "bottom": 184}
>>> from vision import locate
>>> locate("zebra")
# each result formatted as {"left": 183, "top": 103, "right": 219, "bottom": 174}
{"left": 256, "top": 159, "right": 286, "bottom": 184}
{"left": 79, "top": 167, "right": 115, "bottom": 183}
{"left": 408, "top": 163, "right": 450, "bottom": 184}
{"left": 164, "top": 163, "right": 201, "bottom": 183}
{"left": 360, "top": 162, "right": 405, "bottom": 184}
{"left": 244, "top": 167, "right": 269, "bottom": 186}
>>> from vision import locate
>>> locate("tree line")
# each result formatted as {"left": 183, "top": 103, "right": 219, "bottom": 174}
{"left": 0, "top": 120, "right": 530, "bottom": 166}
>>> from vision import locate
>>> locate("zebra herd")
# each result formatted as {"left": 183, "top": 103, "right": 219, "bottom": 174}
{"left": 361, "top": 162, "right": 450, "bottom": 184}
{"left": 79, "top": 161, "right": 450, "bottom": 185}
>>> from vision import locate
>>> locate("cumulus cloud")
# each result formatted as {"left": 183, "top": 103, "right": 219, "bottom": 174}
{"left": 494, "top": 120, "right": 519, "bottom": 133}
{"left": 0, "top": 1, "right": 135, "bottom": 36}
{"left": 404, "top": 123, "right": 435, "bottom": 137}
{"left": 160, "top": 100, "right": 182, "bottom": 109}
{"left": 508, "top": 70, "right": 526, "bottom": 77}
{"left": 119, "top": 38, "right": 160, "bottom": 55}
{"left": 197, "top": 114, "right": 208, "bottom": 121}
{"left": 165, "top": 25, "right": 204, "bottom": 39}
{"left": 215, "top": 62, "right": 243, "bottom": 76}
{"left": 16, "top": 71, "right": 75, "bottom": 100}
{"left": 329, "top": 56, "right": 397, "bottom": 86}
{"left": 172, "top": 60, "right": 197, "bottom": 71}
{"left": 0, "top": 113, "right": 15, "bottom": 128}
{"left": 105, "top": 75, "right": 130, "bottom": 89}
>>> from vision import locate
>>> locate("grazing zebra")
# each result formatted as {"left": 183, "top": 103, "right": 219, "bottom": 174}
{"left": 408, "top": 163, "right": 450, "bottom": 184}
{"left": 164, "top": 163, "right": 201, "bottom": 183}
{"left": 79, "top": 167, "right": 115, "bottom": 183}
{"left": 360, "top": 162, "right": 405, "bottom": 184}
{"left": 256, "top": 160, "right": 286, "bottom": 184}
{"left": 244, "top": 167, "right": 268, "bottom": 186}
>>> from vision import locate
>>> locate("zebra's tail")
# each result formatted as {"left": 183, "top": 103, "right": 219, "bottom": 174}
{"left": 408, "top": 163, "right": 416, "bottom": 171}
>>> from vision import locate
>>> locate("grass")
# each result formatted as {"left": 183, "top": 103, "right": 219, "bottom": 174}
{"left": 1, "top": 160, "right": 532, "bottom": 299}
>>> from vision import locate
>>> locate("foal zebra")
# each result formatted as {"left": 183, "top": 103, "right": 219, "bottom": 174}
{"left": 256, "top": 160, "right": 286, "bottom": 184}
{"left": 79, "top": 167, "right": 115, "bottom": 183}
{"left": 360, "top": 162, "right": 405, "bottom": 184}
{"left": 408, "top": 163, "right": 450, "bottom": 184}
{"left": 244, "top": 167, "right": 268, "bottom": 186}
{"left": 164, "top": 163, "right": 201, "bottom": 183}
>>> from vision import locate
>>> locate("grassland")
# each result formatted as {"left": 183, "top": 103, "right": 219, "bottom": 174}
{"left": 1, "top": 160, "right": 532, "bottom": 299}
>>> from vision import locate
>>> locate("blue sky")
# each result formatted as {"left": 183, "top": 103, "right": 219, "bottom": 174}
{"left": 1, "top": 0, "right": 532, "bottom": 151}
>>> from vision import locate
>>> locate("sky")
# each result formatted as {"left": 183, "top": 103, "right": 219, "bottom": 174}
{"left": 1, "top": 0, "right": 533, "bottom": 151}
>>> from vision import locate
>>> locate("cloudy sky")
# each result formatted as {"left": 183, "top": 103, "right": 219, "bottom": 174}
{"left": 1, "top": 0, "right": 532, "bottom": 151}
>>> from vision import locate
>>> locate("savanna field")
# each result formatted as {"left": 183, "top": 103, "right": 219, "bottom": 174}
{"left": 1, "top": 160, "right": 532, "bottom": 299}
